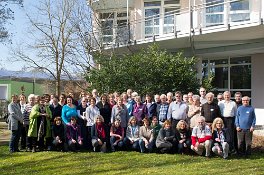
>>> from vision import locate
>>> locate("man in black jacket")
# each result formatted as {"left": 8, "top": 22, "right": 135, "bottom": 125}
{"left": 201, "top": 92, "right": 222, "bottom": 127}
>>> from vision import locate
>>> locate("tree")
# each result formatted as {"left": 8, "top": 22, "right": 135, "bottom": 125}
{"left": 87, "top": 44, "right": 200, "bottom": 95}
{"left": 0, "top": 0, "right": 23, "bottom": 42}
{"left": 10, "top": 0, "right": 94, "bottom": 95}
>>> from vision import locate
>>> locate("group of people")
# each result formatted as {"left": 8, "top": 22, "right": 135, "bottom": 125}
{"left": 7, "top": 88, "right": 256, "bottom": 159}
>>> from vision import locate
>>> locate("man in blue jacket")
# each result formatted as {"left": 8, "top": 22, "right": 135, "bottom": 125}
{"left": 235, "top": 96, "right": 256, "bottom": 156}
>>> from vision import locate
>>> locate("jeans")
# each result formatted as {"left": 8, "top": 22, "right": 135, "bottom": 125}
{"left": 139, "top": 139, "right": 155, "bottom": 153}
{"left": 9, "top": 123, "right": 22, "bottom": 152}
{"left": 178, "top": 139, "right": 191, "bottom": 154}
{"left": 110, "top": 136, "right": 124, "bottom": 151}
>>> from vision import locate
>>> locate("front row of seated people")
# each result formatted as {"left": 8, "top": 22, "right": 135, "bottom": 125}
{"left": 52, "top": 114, "right": 234, "bottom": 159}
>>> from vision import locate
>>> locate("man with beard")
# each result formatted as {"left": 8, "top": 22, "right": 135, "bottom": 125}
{"left": 201, "top": 92, "right": 222, "bottom": 127}
{"left": 191, "top": 116, "right": 212, "bottom": 157}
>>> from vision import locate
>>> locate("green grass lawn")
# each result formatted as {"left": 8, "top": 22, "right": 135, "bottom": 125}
{"left": 0, "top": 145, "right": 264, "bottom": 175}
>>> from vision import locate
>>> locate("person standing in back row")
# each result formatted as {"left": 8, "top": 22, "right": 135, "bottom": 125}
{"left": 235, "top": 96, "right": 256, "bottom": 156}
{"left": 167, "top": 91, "right": 188, "bottom": 130}
{"left": 218, "top": 91, "right": 237, "bottom": 154}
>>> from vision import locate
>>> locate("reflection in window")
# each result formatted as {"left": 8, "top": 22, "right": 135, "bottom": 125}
{"left": 205, "top": 0, "right": 224, "bottom": 26}
{"left": 230, "top": 65, "right": 251, "bottom": 89}
{"left": 211, "top": 67, "right": 228, "bottom": 89}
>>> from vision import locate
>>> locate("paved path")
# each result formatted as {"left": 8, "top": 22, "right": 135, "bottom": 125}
{"left": 0, "top": 121, "right": 10, "bottom": 146}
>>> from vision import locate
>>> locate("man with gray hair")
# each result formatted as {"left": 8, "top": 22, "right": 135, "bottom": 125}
{"left": 201, "top": 92, "right": 222, "bottom": 126}
{"left": 218, "top": 91, "right": 237, "bottom": 153}
{"left": 191, "top": 116, "right": 212, "bottom": 157}
{"left": 156, "top": 94, "right": 169, "bottom": 125}
{"left": 235, "top": 96, "right": 256, "bottom": 156}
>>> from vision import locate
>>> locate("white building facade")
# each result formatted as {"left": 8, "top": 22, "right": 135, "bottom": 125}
{"left": 89, "top": 0, "right": 264, "bottom": 126}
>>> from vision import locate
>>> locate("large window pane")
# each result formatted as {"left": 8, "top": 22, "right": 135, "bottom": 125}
{"left": 205, "top": 0, "right": 224, "bottom": 26}
{"left": 211, "top": 67, "right": 228, "bottom": 89}
{"left": 230, "top": 0, "right": 249, "bottom": 11}
{"left": 230, "top": 65, "right": 251, "bottom": 89}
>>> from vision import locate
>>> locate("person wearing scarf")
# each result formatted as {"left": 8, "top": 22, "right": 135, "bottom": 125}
{"left": 66, "top": 117, "right": 83, "bottom": 152}
{"left": 175, "top": 120, "right": 191, "bottom": 154}
{"left": 91, "top": 115, "right": 108, "bottom": 152}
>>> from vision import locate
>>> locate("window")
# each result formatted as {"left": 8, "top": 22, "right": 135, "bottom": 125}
{"left": 205, "top": 0, "right": 250, "bottom": 27}
{"left": 144, "top": 2, "right": 161, "bottom": 37}
{"left": 202, "top": 56, "right": 251, "bottom": 98}
{"left": 205, "top": 0, "right": 224, "bottom": 27}
{"left": 230, "top": 0, "right": 250, "bottom": 22}
{"left": 99, "top": 11, "right": 129, "bottom": 44}
{"left": 144, "top": 0, "right": 180, "bottom": 38}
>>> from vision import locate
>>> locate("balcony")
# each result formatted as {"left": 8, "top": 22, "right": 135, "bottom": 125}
{"left": 89, "top": 0, "right": 264, "bottom": 53}
{"left": 89, "top": 0, "right": 135, "bottom": 11}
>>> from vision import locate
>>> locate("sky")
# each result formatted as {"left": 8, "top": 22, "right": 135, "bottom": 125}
{"left": 0, "top": 1, "right": 37, "bottom": 71}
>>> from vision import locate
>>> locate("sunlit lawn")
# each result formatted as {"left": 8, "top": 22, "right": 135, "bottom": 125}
{"left": 1, "top": 145, "right": 264, "bottom": 175}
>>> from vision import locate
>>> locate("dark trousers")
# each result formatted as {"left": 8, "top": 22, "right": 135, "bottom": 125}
{"left": 237, "top": 130, "right": 253, "bottom": 155}
{"left": 178, "top": 139, "right": 191, "bottom": 154}
{"left": 124, "top": 137, "right": 140, "bottom": 151}
{"left": 53, "top": 139, "right": 65, "bottom": 151}
{"left": 223, "top": 117, "right": 235, "bottom": 150}
{"left": 110, "top": 136, "right": 124, "bottom": 151}
{"left": 9, "top": 123, "right": 22, "bottom": 152}
{"left": 21, "top": 124, "right": 29, "bottom": 149}
{"left": 172, "top": 119, "right": 181, "bottom": 131}
{"left": 68, "top": 140, "right": 82, "bottom": 151}
{"left": 31, "top": 137, "right": 45, "bottom": 150}
{"left": 86, "top": 126, "right": 92, "bottom": 150}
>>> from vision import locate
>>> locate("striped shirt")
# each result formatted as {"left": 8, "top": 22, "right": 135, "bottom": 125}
{"left": 23, "top": 104, "right": 34, "bottom": 125}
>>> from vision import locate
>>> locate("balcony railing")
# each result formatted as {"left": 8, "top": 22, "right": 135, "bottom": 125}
{"left": 90, "top": 0, "right": 263, "bottom": 50}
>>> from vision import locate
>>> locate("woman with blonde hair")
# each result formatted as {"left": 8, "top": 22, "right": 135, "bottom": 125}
{"left": 211, "top": 117, "right": 231, "bottom": 159}
{"left": 175, "top": 120, "right": 191, "bottom": 154}
{"left": 156, "top": 120, "right": 176, "bottom": 153}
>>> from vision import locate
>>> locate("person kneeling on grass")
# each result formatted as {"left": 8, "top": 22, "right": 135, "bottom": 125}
{"left": 139, "top": 117, "right": 155, "bottom": 153}
{"left": 52, "top": 117, "right": 65, "bottom": 151}
{"left": 91, "top": 115, "right": 109, "bottom": 153}
{"left": 124, "top": 116, "right": 140, "bottom": 151}
{"left": 66, "top": 117, "right": 83, "bottom": 152}
{"left": 175, "top": 120, "right": 191, "bottom": 154}
{"left": 156, "top": 120, "right": 177, "bottom": 154}
{"left": 191, "top": 116, "right": 212, "bottom": 157}
{"left": 211, "top": 117, "right": 231, "bottom": 159}
{"left": 110, "top": 119, "right": 124, "bottom": 152}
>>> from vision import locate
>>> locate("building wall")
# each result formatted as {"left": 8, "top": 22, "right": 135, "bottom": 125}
{"left": 0, "top": 80, "right": 43, "bottom": 100}
{"left": 251, "top": 53, "right": 264, "bottom": 109}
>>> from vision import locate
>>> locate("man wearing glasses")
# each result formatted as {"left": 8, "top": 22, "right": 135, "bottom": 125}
{"left": 235, "top": 96, "right": 256, "bottom": 156}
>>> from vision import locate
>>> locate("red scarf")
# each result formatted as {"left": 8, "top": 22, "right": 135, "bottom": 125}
{"left": 96, "top": 123, "right": 106, "bottom": 139}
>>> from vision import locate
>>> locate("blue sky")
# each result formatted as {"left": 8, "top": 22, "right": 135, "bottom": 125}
{"left": 0, "top": 1, "right": 36, "bottom": 71}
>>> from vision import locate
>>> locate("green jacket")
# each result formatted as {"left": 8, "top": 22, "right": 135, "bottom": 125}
{"left": 28, "top": 104, "right": 52, "bottom": 138}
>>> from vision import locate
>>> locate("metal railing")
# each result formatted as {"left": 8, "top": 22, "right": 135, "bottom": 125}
{"left": 89, "top": 0, "right": 263, "bottom": 50}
